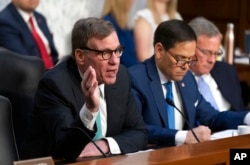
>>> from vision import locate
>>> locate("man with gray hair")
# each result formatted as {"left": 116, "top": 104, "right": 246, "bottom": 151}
{"left": 188, "top": 16, "right": 249, "bottom": 111}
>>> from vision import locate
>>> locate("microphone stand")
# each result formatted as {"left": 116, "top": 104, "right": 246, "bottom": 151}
{"left": 166, "top": 98, "right": 200, "bottom": 143}
{"left": 62, "top": 126, "right": 107, "bottom": 158}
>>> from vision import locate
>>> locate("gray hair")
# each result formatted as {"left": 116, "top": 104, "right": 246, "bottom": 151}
{"left": 71, "top": 17, "right": 115, "bottom": 56}
{"left": 188, "top": 17, "right": 222, "bottom": 38}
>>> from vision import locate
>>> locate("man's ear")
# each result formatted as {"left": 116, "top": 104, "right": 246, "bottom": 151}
{"left": 74, "top": 49, "right": 85, "bottom": 64}
{"left": 154, "top": 43, "right": 164, "bottom": 59}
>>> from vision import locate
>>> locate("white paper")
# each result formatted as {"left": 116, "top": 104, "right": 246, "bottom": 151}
{"left": 210, "top": 129, "right": 238, "bottom": 140}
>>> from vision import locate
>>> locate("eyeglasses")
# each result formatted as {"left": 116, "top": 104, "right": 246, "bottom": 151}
{"left": 81, "top": 46, "right": 125, "bottom": 60}
{"left": 196, "top": 46, "right": 223, "bottom": 57}
{"left": 168, "top": 50, "right": 198, "bottom": 67}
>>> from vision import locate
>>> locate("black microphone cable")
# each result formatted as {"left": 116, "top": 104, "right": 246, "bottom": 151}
{"left": 62, "top": 126, "right": 107, "bottom": 158}
{"left": 166, "top": 98, "right": 200, "bottom": 143}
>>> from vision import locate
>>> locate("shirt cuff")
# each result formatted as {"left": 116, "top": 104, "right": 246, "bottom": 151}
{"left": 79, "top": 103, "right": 98, "bottom": 130}
{"left": 243, "top": 112, "right": 250, "bottom": 125}
{"left": 105, "top": 137, "right": 121, "bottom": 154}
{"left": 175, "top": 130, "right": 188, "bottom": 146}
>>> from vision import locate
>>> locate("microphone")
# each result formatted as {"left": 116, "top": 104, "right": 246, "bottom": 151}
{"left": 166, "top": 98, "right": 200, "bottom": 143}
{"left": 62, "top": 126, "right": 107, "bottom": 158}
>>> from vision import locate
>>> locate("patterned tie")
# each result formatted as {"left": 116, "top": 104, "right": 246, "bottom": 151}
{"left": 164, "top": 81, "right": 175, "bottom": 129}
{"left": 93, "top": 88, "right": 104, "bottom": 140}
{"left": 29, "top": 17, "right": 54, "bottom": 69}
{"left": 198, "top": 76, "right": 218, "bottom": 110}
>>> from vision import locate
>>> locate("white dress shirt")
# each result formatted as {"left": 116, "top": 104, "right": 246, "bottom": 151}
{"left": 17, "top": 7, "right": 51, "bottom": 54}
{"left": 194, "top": 73, "right": 230, "bottom": 111}
{"left": 79, "top": 83, "right": 121, "bottom": 154}
{"left": 157, "top": 67, "right": 187, "bottom": 145}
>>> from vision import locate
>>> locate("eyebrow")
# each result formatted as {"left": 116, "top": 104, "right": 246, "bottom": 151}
{"left": 97, "top": 45, "right": 123, "bottom": 51}
{"left": 174, "top": 54, "right": 196, "bottom": 59}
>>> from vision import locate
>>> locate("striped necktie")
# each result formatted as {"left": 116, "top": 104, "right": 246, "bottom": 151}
{"left": 198, "top": 76, "right": 218, "bottom": 110}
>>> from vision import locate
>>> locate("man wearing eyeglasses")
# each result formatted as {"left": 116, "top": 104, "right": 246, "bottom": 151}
{"left": 188, "top": 17, "right": 249, "bottom": 112}
{"left": 128, "top": 19, "right": 250, "bottom": 148}
{"left": 21, "top": 17, "right": 148, "bottom": 161}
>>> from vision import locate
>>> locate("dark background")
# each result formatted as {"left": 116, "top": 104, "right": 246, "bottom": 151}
{"left": 178, "top": 0, "right": 250, "bottom": 52}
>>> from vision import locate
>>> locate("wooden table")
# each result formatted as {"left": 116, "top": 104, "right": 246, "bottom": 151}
{"left": 66, "top": 134, "right": 250, "bottom": 165}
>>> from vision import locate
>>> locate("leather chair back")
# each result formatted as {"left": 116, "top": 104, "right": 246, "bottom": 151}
{"left": 0, "top": 47, "right": 45, "bottom": 151}
{"left": 0, "top": 95, "right": 19, "bottom": 165}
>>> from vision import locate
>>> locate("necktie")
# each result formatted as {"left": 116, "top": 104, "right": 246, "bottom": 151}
{"left": 164, "top": 81, "right": 175, "bottom": 129}
{"left": 93, "top": 88, "right": 104, "bottom": 140}
{"left": 198, "top": 76, "right": 218, "bottom": 110}
{"left": 93, "top": 111, "right": 102, "bottom": 140}
{"left": 29, "top": 17, "right": 54, "bottom": 69}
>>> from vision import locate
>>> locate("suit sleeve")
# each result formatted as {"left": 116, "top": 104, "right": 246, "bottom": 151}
{"left": 21, "top": 75, "right": 96, "bottom": 160}
{"left": 0, "top": 18, "right": 31, "bottom": 55}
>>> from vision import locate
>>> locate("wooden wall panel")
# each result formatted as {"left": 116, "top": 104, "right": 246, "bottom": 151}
{"left": 178, "top": 0, "right": 250, "bottom": 52}
{"left": 178, "top": 0, "right": 239, "bottom": 20}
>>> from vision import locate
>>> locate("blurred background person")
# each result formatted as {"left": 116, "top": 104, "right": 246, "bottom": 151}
{"left": 0, "top": 0, "right": 58, "bottom": 69}
{"left": 133, "top": 0, "right": 182, "bottom": 62}
{"left": 0, "top": 0, "right": 147, "bottom": 60}
{"left": 188, "top": 17, "right": 249, "bottom": 112}
{"left": 36, "top": 0, "right": 92, "bottom": 59}
{"left": 101, "top": 0, "right": 138, "bottom": 67}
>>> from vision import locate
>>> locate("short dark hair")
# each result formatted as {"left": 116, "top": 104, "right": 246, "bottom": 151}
{"left": 71, "top": 17, "right": 115, "bottom": 56}
{"left": 153, "top": 19, "right": 197, "bottom": 50}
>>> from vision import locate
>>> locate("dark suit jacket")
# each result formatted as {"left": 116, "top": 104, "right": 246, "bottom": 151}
{"left": 0, "top": 3, "right": 58, "bottom": 64}
{"left": 21, "top": 56, "right": 147, "bottom": 160}
{"left": 211, "top": 61, "right": 247, "bottom": 111}
{"left": 128, "top": 56, "right": 248, "bottom": 147}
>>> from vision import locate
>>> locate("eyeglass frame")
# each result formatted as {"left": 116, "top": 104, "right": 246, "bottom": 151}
{"left": 168, "top": 50, "right": 198, "bottom": 67}
{"left": 196, "top": 46, "right": 223, "bottom": 57}
{"left": 80, "top": 46, "right": 125, "bottom": 60}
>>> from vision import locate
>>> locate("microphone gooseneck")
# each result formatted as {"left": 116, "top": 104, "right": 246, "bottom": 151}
{"left": 166, "top": 98, "right": 200, "bottom": 143}
{"left": 62, "top": 126, "right": 107, "bottom": 158}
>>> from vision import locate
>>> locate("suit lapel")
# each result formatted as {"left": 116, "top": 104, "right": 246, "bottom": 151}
{"left": 210, "top": 62, "right": 230, "bottom": 102}
{"left": 176, "top": 73, "right": 198, "bottom": 128}
{"left": 102, "top": 66, "right": 122, "bottom": 135}
{"left": 34, "top": 13, "right": 46, "bottom": 36}
{"left": 67, "top": 57, "right": 85, "bottom": 109}
{"left": 146, "top": 57, "right": 168, "bottom": 127}
{"left": 9, "top": 3, "right": 31, "bottom": 37}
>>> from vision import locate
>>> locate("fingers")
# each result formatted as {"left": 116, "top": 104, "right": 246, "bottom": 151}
{"left": 83, "top": 66, "right": 98, "bottom": 92}
{"left": 198, "top": 125, "right": 212, "bottom": 136}
{"left": 81, "top": 66, "right": 99, "bottom": 112}
{"left": 194, "top": 125, "right": 211, "bottom": 142}
{"left": 185, "top": 125, "right": 211, "bottom": 144}
{"left": 78, "top": 140, "right": 108, "bottom": 158}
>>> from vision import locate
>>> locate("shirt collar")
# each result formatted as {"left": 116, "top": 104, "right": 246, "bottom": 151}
{"left": 192, "top": 72, "right": 212, "bottom": 82}
{"left": 16, "top": 7, "right": 33, "bottom": 23}
{"left": 156, "top": 65, "right": 171, "bottom": 85}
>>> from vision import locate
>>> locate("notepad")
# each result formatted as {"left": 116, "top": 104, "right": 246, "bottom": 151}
{"left": 210, "top": 129, "right": 238, "bottom": 140}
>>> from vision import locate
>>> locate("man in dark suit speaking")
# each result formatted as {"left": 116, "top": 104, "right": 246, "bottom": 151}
{"left": 21, "top": 17, "right": 147, "bottom": 160}
{"left": 0, "top": 0, "right": 58, "bottom": 69}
